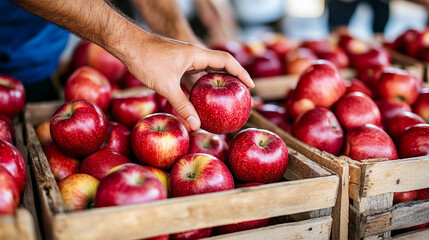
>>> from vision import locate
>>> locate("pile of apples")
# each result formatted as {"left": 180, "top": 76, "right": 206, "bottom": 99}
{"left": 210, "top": 32, "right": 389, "bottom": 79}
{"left": 388, "top": 28, "right": 429, "bottom": 62}
{"left": 0, "top": 75, "right": 27, "bottom": 216}
{"left": 37, "top": 69, "right": 290, "bottom": 239}
{"left": 255, "top": 34, "right": 429, "bottom": 232}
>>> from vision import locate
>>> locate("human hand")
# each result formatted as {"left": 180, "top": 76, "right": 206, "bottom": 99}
{"left": 123, "top": 34, "right": 254, "bottom": 131}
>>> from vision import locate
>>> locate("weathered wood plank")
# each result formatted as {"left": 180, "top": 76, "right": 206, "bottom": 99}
{"left": 0, "top": 209, "right": 36, "bottom": 240}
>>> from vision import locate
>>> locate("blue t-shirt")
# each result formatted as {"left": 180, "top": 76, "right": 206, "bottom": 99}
{"left": 0, "top": 1, "right": 69, "bottom": 84}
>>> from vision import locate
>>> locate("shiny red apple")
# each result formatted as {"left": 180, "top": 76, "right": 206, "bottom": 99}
{"left": 99, "top": 121, "right": 132, "bottom": 157}
{"left": 412, "top": 89, "right": 429, "bottom": 122}
{"left": 228, "top": 128, "right": 288, "bottom": 183}
{"left": 375, "top": 99, "right": 412, "bottom": 127}
{"left": 188, "top": 130, "right": 229, "bottom": 163}
{"left": 0, "top": 119, "right": 12, "bottom": 144}
{"left": 80, "top": 150, "right": 131, "bottom": 180}
{"left": 247, "top": 49, "right": 282, "bottom": 78}
{"left": 50, "top": 99, "right": 108, "bottom": 158}
{"left": 385, "top": 111, "right": 424, "bottom": 141}
{"left": 190, "top": 73, "right": 251, "bottom": 134}
{"left": 86, "top": 42, "right": 126, "bottom": 84}
{"left": 0, "top": 139, "right": 26, "bottom": 193}
{"left": 0, "top": 75, "right": 26, "bottom": 118}
{"left": 0, "top": 166, "right": 20, "bottom": 215}
{"left": 397, "top": 123, "right": 429, "bottom": 158}
{"left": 42, "top": 142, "right": 80, "bottom": 182}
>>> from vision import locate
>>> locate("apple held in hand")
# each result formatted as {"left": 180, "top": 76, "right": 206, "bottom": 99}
{"left": 65, "top": 66, "right": 112, "bottom": 112}
{"left": 36, "top": 120, "right": 52, "bottom": 145}
{"left": 376, "top": 68, "right": 422, "bottom": 105}
{"left": 94, "top": 163, "right": 167, "bottom": 207}
{"left": 58, "top": 173, "right": 100, "bottom": 211}
{"left": 190, "top": 73, "right": 251, "bottom": 134}
{"left": 50, "top": 99, "right": 108, "bottom": 158}
{"left": 294, "top": 60, "right": 346, "bottom": 108}
{"left": 344, "top": 124, "right": 398, "bottom": 161}
{"left": 0, "top": 166, "right": 20, "bottom": 215}
{"left": 132, "top": 113, "right": 189, "bottom": 169}
{"left": 0, "top": 75, "right": 26, "bottom": 118}
{"left": 228, "top": 128, "right": 288, "bottom": 183}
{"left": 188, "top": 130, "right": 229, "bottom": 163}
{"left": 99, "top": 121, "right": 132, "bottom": 157}
{"left": 0, "top": 119, "right": 12, "bottom": 144}
{"left": 397, "top": 123, "right": 429, "bottom": 158}
{"left": 110, "top": 91, "right": 158, "bottom": 129}
{"left": 80, "top": 150, "right": 131, "bottom": 180}
{"left": 334, "top": 92, "right": 381, "bottom": 131}
{"left": 292, "top": 108, "right": 344, "bottom": 155}
{"left": 169, "top": 153, "right": 234, "bottom": 197}
{"left": 385, "top": 111, "right": 424, "bottom": 141}
{"left": 42, "top": 142, "right": 80, "bottom": 182}
{"left": 0, "top": 139, "right": 26, "bottom": 193}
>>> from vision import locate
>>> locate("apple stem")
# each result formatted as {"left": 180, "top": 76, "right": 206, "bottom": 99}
{"left": 259, "top": 140, "right": 265, "bottom": 147}
{"left": 187, "top": 172, "right": 195, "bottom": 179}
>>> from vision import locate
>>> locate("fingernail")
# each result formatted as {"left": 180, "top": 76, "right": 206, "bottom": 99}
{"left": 186, "top": 115, "right": 200, "bottom": 131}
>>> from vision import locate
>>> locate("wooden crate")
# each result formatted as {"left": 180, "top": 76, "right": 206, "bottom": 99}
{"left": 387, "top": 47, "right": 428, "bottom": 82}
{"left": 0, "top": 123, "right": 41, "bottom": 240}
{"left": 24, "top": 101, "right": 339, "bottom": 240}
{"left": 248, "top": 110, "right": 429, "bottom": 240}
{"left": 251, "top": 68, "right": 356, "bottom": 101}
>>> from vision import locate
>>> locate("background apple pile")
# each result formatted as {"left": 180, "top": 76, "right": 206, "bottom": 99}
{"left": 245, "top": 33, "right": 429, "bottom": 232}
{"left": 388, "top": 27, "right": 429, "bottom": 62}
{"left": 33, "top": 43, "right": 293, "bottom": 239}
{"left": 0, "top": 75, "right": 27, "bottom": 216}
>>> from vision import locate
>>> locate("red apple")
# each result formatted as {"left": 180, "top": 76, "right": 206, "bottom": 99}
{"left": 412, "top": 89, "right": 429, "bottom": 122}
{"left": 188, "top": 131, "right": 229, "bottom": 163}
{"left": 58, "top": 173, "right": 100, "bottom": 211}
{"left": 256, "top": 103, "right": 292, "bottom": 132}
{"left": 35, "top": 120, "right": 52, "bottom": 144}
{"left": 65, "top": 66, "right": 112, "bottom": 112}
{"left": 213, "top": 182, "right": 270, "bottom": 235}
{"left": 169, "top": 153, "right": 234, "bottom": 197}
{"left": 247, "top": 49, "right": 282, "bottom": 78}
{"left": 385, "top": 111, "right": 424, "bottom": 141}
{"left": 50, "top": 99, "right": 108, "bottom": 158}
{"left": 294, "top": 60, "right": 346, "bottom": 108}
{"left": 211, "top": 41, "right": 251, "bottom": 67}
{"left": 334, "top": 92, "right": 381, "bottom": 131}
{"left": 343, "top": 124, "right": 398, "bottom": 161}
{"left": 349, "top": 45, "right": 390, "bottom": 70}
{"left": 405, "top": 188, "right": 429, "bottom": 231}
{"left": 417, "top": 46, "right": 429, "bottom": 61}
{"left": 286, "top": 96, "right": 316, "bottom": 121}
{"left": 141, "top": 166, "right": 169, "bottom": 195}
{"left": 0, "top": 166, "right": 20, "bottom": 215}
{"left": 284, "top": 47, "right": 317, "bottom": 75}
{"left": 406, "top": 29, "right": 429, "bottom": 57}
{"left": 70, "top": 39, "right": 91, "bottom": 69}
{"left": 170, "top": 228, "right": 212, "bottom": 240}
{"left": 80, "top": 150, "right": 131, "bottom": 180}
{"left": 121, "top": 68, "right": 144, "bottom": 89}
{"left": 338, "top": 34, "right": 369, "bottom": 56}
{"left": 99, "top": 121, "right": 132, "bottom": 157}
{"left": 143, "top": 235, "right": 169, "bottom": 240}
{"left": 94, "top": 163, "right": 167, "bottom": 207}
{"left": 190, "top": 73, "right": 251, "bottom": 134}
{"left": 228, "top": 128, "right": 288, "bottom": 183}
{"left": 375, "top": 99, "right": 412, "bottom": 127}
{"left": 356, "top": 64, "right": 388, "bottom": 88}
{"left": 131, "top": 113, "right": 189, "bottom": 169}
{"left": 397, "top": 123, "right": 429, "bottom": 158}
{"left": 345, "top": 79, "right": 374, "bottom": 98}
{"left": 0, "top": 115, "right": 13, "bottom": 140}
{"left": 110, "top": 91, "right": 158, "bottom": 129}
{"left": 300, "top": 40, "right": 331, "bottom": 53}
{"left": 376, "top": 68, "right": 422, "bottom": 105}
{"left": 292, "top": 108, "right": 344, "bottom": 155}
{"left": 393, "top": 190, "right": 417, "bottom": 204}
{"left": 0, "top": 119, "right": 12, "bottom": 144}
{"left": 390, "top": 29, "right": 420, "bottom": 54}
{"left": 0, "top": 75, "right": 26, "bottom": 118}
{"left": 86, "top": 42, "right": 126, "bottom": 84}
{"left": 0, "top": 139, "right": 26, "bottom": 193}
{"left": 42, "top": 142, "right": 80, "bottom": 182}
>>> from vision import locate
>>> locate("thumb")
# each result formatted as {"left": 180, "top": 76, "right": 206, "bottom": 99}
{"left": 161, "top": 85, "right": 201, "bottom": 131}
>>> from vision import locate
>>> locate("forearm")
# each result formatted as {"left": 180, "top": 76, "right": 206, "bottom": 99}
{"left": 132, "top": 0, "right": 200, "bottom": 44}
{"left": 12, "top": 0, "right": 150, "bottom": 66}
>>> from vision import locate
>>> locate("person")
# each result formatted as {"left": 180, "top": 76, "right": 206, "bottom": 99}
{"left": 328, "top": 0, "right": 390, "bottom": 37}
{"left": 4, "top": 0, "right": 254, "bottom": 131}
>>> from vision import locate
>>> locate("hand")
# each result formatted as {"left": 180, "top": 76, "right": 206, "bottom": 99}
{"left": 124, "top": 34, "right": 254, "bottom": 131}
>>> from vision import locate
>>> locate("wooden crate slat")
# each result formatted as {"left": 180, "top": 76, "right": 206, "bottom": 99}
{"left": 51, "top": 176, "right": 338, "bottom": 239}
{"left": 248, "top": 110, "right": 349, "bottom": 240}
{"left": 206, "top": 216, "right": 332, "bottom": 240}
{"left": 359, "top": 157, "right": 429, "bottom": 198}
{"left": 0, "top": 208, "right": 35, "bottom": 240}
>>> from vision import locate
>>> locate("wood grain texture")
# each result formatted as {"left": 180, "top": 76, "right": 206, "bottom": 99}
{"left": 0, "top": 209, "right": 36, "bottom": 240}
